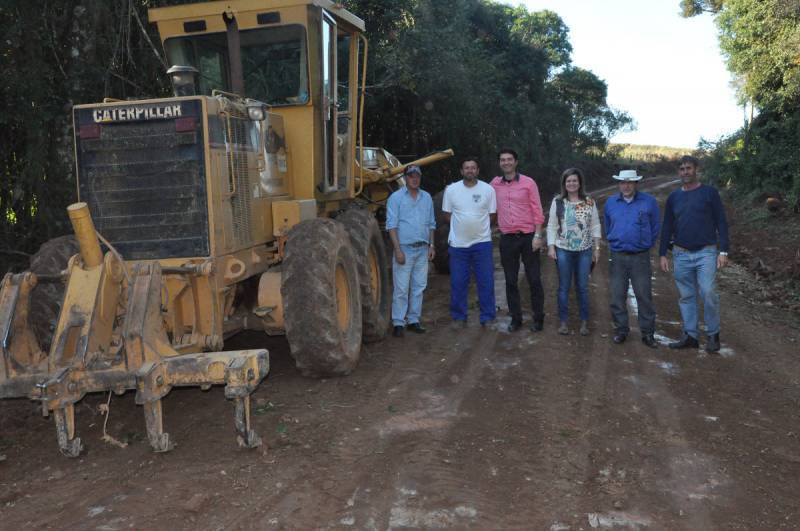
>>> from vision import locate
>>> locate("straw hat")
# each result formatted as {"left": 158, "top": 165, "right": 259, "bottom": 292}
{"left": 612, "top": 169, "right": 643, "bottom": 181}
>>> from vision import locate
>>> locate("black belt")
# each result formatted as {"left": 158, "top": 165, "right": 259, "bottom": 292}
{"left": 405, "top": 241, "right": 429, "bottom": 248}
{"left": 501, "top": 232, "right": 533, "bottom": 237}
{"left": 614, "top": 249, "right": 648, "bottom": 255}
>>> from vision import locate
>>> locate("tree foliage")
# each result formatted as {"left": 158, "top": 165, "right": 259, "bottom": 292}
{"left": 1, "top": 0, "right": 631, "bottom": 270}
{"left": 683, "top": 0, "right": 800, "bottom": 203}
{"left": 0, "top": 0, "right": 171, "bottom": 266}
{"left": 679, "top": 0, "right": 725, "bottom": 17}
{"left": 347, "top": 0, "right": 631, "bottom": 189}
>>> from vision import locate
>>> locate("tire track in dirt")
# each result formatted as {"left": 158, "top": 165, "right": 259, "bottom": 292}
{"left": 327, "top": 325, "right": 504, "bottom": 529}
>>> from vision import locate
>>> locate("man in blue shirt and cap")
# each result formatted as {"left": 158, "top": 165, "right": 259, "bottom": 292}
{"left": 603, "top": 169, "right": 661, "bottom": 348}
{"left": 386, "top": 165, "right": 436, "bottom": 337}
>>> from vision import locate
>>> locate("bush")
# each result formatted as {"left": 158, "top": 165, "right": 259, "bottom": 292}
{"left": 700, "top": 110, "right": 800, "bottom": 207}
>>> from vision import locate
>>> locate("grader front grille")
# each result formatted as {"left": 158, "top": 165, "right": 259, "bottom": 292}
{"left": 74, "top": 99, "right": 210, "bottom": 260}
{"left": 221, "top": 113, "right": 254, "bottom": 246}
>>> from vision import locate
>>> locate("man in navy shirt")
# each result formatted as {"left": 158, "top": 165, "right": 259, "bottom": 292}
{"left": 659, "top": 156, "right": 729, "bottom": 353}
{"left": 386, "top": 165, "right": 436, "bottom": 337}
{"left": 603, "top": 169, "right": 661, "bottom": 348}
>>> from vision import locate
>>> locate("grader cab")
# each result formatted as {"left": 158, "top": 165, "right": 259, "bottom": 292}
{"left": 0, "top": 0, "right": 452, "bottom": 456}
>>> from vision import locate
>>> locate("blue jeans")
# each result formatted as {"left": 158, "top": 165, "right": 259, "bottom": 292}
{"left": 555, "top": 247, "right": 592, "bottom": 321}
{"left": 392, "top": 244, "right": 429, "bottom": 326}
{"left": 672, "top": 245, "right": 720, "bottom": 338}
{"left": 449, "top": 241, "right": 496, "bottom": 324}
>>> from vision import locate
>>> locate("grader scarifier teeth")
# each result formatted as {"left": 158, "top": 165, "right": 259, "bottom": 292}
{"left": 0, "top": 272, "right": 49, "bottom": 398}
{"left": 0, "top": 203, "right": 271, "bottom": 457}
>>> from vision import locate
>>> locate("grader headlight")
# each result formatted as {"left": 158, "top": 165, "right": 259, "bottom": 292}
{"left": 246, "top": 101, "right": 267, "bottom": 121}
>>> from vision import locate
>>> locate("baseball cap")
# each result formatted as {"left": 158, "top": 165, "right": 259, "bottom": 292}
{"left": 404, "top": 165, "right": 422, "bottom": 176}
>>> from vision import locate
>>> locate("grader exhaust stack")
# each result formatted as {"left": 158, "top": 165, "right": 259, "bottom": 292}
{"left": 68, "top": 203, "right": 103, "bottom": 269}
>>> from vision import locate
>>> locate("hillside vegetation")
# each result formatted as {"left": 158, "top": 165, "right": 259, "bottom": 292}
{"left": 682, "top": 0, "right": 800, "bottom": 207}
{"left": 610, "top": 143, "right": 693, "bottom": 162}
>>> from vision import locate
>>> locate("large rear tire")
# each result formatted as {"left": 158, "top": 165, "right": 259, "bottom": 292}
{"left": 338, "top": 208, "right": 391, "bottom": 342}
{"left": 281, "top": 219, "right": 362, "bottom": 377}
{"left": 28, "top": 235, "right": 79, "bottom": 353}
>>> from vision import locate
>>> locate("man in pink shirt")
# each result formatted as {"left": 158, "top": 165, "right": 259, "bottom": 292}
{"left": 491, "top": 148, "right": 546, "bottom": 332}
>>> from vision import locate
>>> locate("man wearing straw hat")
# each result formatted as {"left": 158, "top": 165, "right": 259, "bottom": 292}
{"left": 603, "top": 169, "right": 660, "bottom": 348}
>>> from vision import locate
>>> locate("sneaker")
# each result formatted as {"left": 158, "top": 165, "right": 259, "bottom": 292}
{"left": 558, "top": 322, "right": 569, "bottom": 335}
{"left": 612, "top": 332, "right": 627, "bottom": 344}
{"left": 480, "top": 319, "right": 496, "bottom": 328}
{"left": 579, "top": 321, "right": 589, "bottom": 336}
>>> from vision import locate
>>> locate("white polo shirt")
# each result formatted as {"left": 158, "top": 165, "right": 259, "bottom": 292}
{"left": 442, "top": 180, "right": 497, "bottom": 248}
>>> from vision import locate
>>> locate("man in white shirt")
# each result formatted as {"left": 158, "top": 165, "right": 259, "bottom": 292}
{"left": 442, "top": 157, "right": 497, "bottom": 326}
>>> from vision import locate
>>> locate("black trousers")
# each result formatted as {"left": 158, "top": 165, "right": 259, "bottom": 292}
{"left": 608, "top": 251, "right": 656, "bottom": 336}
{"left": 499, "top": 233, "right": 544, "bottom": 323}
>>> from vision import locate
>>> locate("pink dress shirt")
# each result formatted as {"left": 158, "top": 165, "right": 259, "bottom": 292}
{"left": 490, "top": 173, "right": 545, "bottom": 234}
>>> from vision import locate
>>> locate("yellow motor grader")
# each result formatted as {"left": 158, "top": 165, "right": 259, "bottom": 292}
{"left": 0, "top": 0, "right": 451, "bottom": 457}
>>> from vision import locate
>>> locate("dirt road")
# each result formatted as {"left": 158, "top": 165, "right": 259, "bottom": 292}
{"left": 2, "top": 177, "right": 800, "bottom": 529}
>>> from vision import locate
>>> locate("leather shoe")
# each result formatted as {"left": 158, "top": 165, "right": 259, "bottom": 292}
{"left": 507, "top": 320, "right": 522, "bottom": 332}
{"left": 641, "top": 334, "right": 658, "bottom": 348}
{"left": 706, "top": 333, "right": 721, "bottom": 353}
{"left": 392, "top": 325, "right": 404, "bottom": 337}
{"left": 612, "top": 333, "right": 627, "bottom": 344}
{"left": 530, "top": 319, "right": 544, "bottom": 332}
{"left": 668, "top": 334, "right": 699, "bottom": 349}
{"left": 407, "top": 322, "right": 427, "bottom": 334}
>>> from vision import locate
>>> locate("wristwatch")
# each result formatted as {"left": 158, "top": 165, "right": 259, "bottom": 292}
{"left": 719, "top": 251, "right": 728, "bottom": 256}
{"left": 533, "top": 233, "right": 543, "bottom": 239}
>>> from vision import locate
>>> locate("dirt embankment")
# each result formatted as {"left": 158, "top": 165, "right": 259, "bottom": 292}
{"left": 725, "top": 193, "right": 800, "bottom": 315}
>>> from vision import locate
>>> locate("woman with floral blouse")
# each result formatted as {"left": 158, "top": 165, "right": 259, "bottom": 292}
{"left": 547, "top": 168, "right": 602, "bottom": 336}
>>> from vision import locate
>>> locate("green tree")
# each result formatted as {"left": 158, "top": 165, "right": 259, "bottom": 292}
{"left": 682, "top": 0, "right": 800, "bottom": 202}
{"left": 548, "top": 67, "right": 634, "bottom": 152}
{"left": 0, "top": 0, "right": 170, "bottom": 267}
{"left": 679, "top": 0, "right": 725, "bottom": 17}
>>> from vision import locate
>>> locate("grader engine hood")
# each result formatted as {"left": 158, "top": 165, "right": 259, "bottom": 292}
{"left": 73, "top": 98, "right": 210, "bottom": 260}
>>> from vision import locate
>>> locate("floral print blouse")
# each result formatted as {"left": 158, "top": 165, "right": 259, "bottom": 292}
{"left": 546, "top": 196, "right": 602, "bottom": 251}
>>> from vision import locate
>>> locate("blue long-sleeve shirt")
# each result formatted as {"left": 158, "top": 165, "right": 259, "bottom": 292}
{"left": 659, "top": 184, "right": 729, "bottom": 256}
{"left": 385, "top": 187, "right": 436, "bottom": 245}
{"left": 603, "top": 191, "right": 661, "bottom": 253}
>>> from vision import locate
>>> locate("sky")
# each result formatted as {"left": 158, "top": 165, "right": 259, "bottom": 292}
{"left": 520, "top": 0, "right": 745, "bottom": 148}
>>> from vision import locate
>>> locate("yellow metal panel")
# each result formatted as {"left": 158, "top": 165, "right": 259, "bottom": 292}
{"left": 271, "top": 106, "right": 315, "bottom": 200}
{"left": 151, "top": 4, "right": 319, "bottom": 41}
{"left": 149, "top": 0, "right": 364, "bottom": 31}
{"left": 271, "top": 199, "right": 316, "bottom": 236}
{"left": 256, "top": 271, "right": 284, "bottom": 333}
